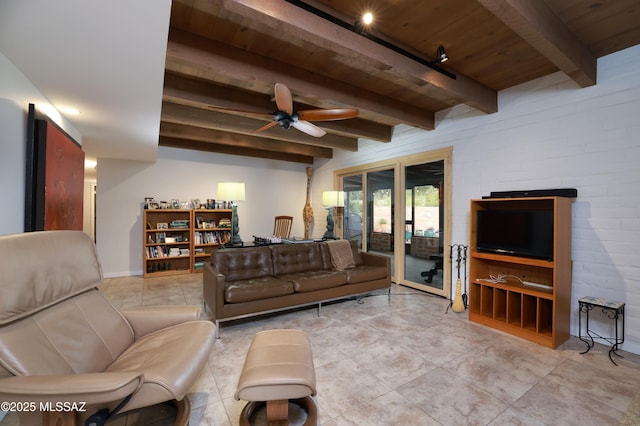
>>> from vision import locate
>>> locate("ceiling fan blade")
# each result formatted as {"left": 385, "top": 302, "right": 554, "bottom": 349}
{"left": 292, "top": 120, "right": 326, "bottom": 137}
{"left": 297, "top": 108, "right": 359, "bottom": 122}
{"left": 254, "top": 120, "right": 280, "bottom": 133}
{"left": 274, "top": 83, "right": 293, "bottom": 115}
{"left": 206, "top": 105, "right": 273, "bottom": 121}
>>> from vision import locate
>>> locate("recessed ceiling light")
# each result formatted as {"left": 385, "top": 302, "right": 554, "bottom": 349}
{"left": 362, "top": 11, "right": 373, "bottom": 25}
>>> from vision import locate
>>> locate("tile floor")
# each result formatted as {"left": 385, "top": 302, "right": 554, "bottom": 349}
{"left": 96, "top": 273, "right": 640, "bottom": 426}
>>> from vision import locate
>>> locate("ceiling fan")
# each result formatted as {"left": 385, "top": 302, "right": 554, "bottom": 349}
{"left": 207, "top": 83, "right": 359, "bottom": 137}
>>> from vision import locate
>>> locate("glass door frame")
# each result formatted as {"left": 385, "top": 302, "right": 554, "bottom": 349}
{"left": 333, "top": 147, "right": 452, "bottom": 298}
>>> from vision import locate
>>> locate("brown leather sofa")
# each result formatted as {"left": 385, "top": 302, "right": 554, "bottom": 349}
{"left": 203, "top": 241, "right": 390, "bottom": 337}
{"left": 0, "top": 231, "right": 215, "bottom": 426}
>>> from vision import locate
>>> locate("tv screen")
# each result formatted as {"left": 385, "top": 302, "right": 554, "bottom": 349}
{"left": 476, "top": 210, "right": 554, "bottom": 260}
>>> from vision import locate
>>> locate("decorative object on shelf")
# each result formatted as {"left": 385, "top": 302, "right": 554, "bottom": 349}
{"left": 322, "top": 190, "right": 345, "bottom": 239}
{"left": 303, "top": 167, "right": 313, "bottom": 239}
{"left": 218, "top": 182, "right": 245, "bottom": 245}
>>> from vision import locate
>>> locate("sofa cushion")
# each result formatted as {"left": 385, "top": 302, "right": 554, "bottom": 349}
{"left": 212, "top": 247, "right": 273, "bottom": 281}
{"left": 278, "top": 270, "right": 348, "bottom": 293}
{"left": 270, "top": 243, "right": 323, "bottom": 275}
{"left": 225, "top": 277, "right": 294, "bottom": 304}
{"left": 345, "top": 265, "right": 389, "bottom": 284}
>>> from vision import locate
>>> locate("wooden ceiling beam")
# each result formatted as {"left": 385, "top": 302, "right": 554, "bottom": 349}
{"left": 159, "top": 136, "right": 314, "bottom": 164}
{"left": 219, "top": 0, "right": 497, "bottom": 114}
{"left": 161, "top": 101, "right": 358, "bottom": 151}
{"left": 160, "top": 121, "right": 333, "bottom": 159}
{"left": 478, "top": 0, "right": 596, "bottom": 87}
{"left": 163, "top": 73, "right": 393, "bottom": 142}
{"left": 166, "top": 29, "right": 437, "bottom": 131}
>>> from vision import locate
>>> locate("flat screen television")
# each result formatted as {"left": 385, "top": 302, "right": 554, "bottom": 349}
{"left": 476, "top": 209, "right": 554, "bottom": 260}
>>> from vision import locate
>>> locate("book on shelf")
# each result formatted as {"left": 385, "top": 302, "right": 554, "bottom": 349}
{"left": 169, "top": 220, "right": 189, "bottom": 229}
{"left": 195, "top": 231, "right": 229, "bottom": 245}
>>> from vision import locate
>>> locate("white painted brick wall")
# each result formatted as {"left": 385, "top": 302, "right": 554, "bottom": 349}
{"left": 314, "top": 44, "right": 640, "bottom": 354}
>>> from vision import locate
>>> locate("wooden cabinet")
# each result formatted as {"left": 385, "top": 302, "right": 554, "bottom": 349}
{"left": 143, "top": 209, "right": 232, "bottom": 277}
{"left": 468, "top": 197, "right": 573, "bottom": 348}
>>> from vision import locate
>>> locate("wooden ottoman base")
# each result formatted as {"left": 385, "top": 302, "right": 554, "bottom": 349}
{"left": 239, "top": 396, "right": 318, "bottom": 426}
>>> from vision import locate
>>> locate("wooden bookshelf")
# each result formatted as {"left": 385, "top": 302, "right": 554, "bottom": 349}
{"left": 143, "top": 209, "right": 232, "bottom": 277}
{"left": 468, "top": 197, "right": 574, "bottom": 349}
{"left": 192, "top": 209, "right": 232, "bottom": 272}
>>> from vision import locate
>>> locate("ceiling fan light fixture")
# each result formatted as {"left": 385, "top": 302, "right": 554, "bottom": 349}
{"left": 438, "top": 45, "right": 448, "bottom": 63}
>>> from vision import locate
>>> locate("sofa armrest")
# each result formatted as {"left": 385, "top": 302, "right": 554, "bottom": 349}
{"left": 203, "top": 262, "right": 226, "bottom": 321}
{"left": 120, "top": 305, "right": 201, "bottom": 338}
{"left": 0, "top": 372, "right": 143, "bottom": 405}
{"left": 361, "top": 252, "right": 390, "bottom": 271}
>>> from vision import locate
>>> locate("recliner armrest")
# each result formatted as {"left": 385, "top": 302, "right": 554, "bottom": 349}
{"left": 120, "top": 305, "right": 202, "bottom": 338}
{"left": 0, "top": 372, "right": 143, "bottom": 405}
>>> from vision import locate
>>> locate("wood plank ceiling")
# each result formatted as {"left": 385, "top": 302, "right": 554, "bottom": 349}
{"left": 160, "top": 0, "right": 640, "bottom": 164}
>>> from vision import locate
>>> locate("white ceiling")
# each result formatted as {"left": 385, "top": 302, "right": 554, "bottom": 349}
{"left": 0, "top": 0, "right": 172, "bottom": 162}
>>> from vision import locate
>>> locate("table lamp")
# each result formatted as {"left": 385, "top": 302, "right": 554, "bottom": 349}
{"left": 218, "top": 182, "right": 245, "bottom": 245}
{"left": 322, "top": 190, "right": 345, "bottom": 239}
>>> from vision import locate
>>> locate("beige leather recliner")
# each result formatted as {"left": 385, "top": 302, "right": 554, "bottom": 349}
{"left": 0, "top": 231, "right": 216, "bottom": 425}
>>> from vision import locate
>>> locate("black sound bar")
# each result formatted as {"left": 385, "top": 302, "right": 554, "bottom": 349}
{"left": 484, "top": 188, "right": 578, "bottom": 199}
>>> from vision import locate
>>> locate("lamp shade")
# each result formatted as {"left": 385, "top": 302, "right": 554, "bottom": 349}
{"left": 218, "top": 182, "right": 245, "bottom": 201}
{"left": 322, "top": 190, "right": 345, "bottom": 207}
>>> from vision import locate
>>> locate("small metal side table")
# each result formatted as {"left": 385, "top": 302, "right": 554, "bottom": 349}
{"left": 578, "top": 296, "right": 625, "bottom": 365}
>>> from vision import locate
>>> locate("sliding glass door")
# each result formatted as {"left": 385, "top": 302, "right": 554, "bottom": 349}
{"left": 336, "top": 148, "right": 451, "bottom": 297}
{"left": 404, "top": 160, "right": 445, "bottom": 292}
{"left": 343, "top": 175, "right": 363, "bottom": 248}
{"left": 367, "top": 169, "right": 395, "bottom": 276}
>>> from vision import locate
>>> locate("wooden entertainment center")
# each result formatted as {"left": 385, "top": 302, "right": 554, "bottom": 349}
{"left": 468, "top": 196, "right": 574, "bottom": 348}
